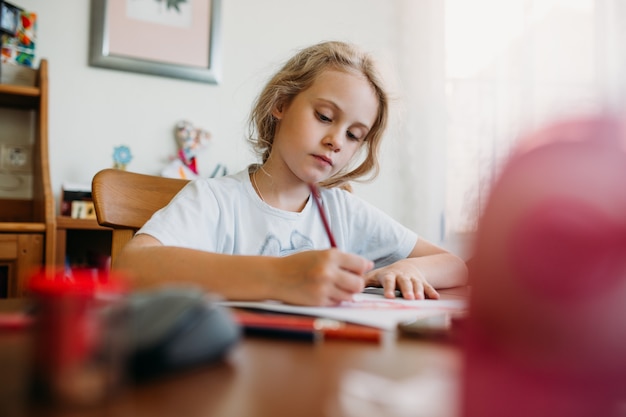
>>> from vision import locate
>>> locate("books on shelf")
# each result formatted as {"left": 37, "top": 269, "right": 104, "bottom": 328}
{"left": 0, "top": 8, "right": 37, "bottom": 69}
{"left": 61, "top": 182, "right": 95, "bottom": 219}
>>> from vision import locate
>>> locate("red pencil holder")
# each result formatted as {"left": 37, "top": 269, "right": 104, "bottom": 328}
{"left": 27, "top": 269, "right": 129, "bottom": 407}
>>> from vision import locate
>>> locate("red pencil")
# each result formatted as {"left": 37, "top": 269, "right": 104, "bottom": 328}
{"left": 232, "top": 310, "right": 381, "bottom": 343}
{"left": 308, "top": 183, "right": 337, "bottom": 248}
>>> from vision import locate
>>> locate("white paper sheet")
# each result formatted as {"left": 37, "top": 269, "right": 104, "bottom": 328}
{"left": 219, "top": 291, "right": 467, "bottom": 331}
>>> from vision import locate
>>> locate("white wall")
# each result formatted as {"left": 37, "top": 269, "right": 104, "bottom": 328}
{"left": 10, "top": 0, "right": 451, "bottom": 248}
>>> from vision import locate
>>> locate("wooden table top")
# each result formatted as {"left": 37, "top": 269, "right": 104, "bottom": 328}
{"left": 1, "top": 290, "right": 466, "bottom": 417}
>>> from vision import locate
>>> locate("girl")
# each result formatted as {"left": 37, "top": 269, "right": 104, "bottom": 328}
{"left": 115, "top": 41, "right": 468, "bottom": 306}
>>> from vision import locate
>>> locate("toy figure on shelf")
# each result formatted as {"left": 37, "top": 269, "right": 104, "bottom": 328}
{"left": 162, "top": 120, "right": 226, "bottom": 180}
{"left": 175, "top": 120, "right": 210, "bottom": 175}
{"left": 112, "top": 145, "right": 132, "bottom": 170}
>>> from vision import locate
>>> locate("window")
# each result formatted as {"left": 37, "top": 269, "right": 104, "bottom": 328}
{"left": 443, "top": 0, "right": 623, "bottom": 235}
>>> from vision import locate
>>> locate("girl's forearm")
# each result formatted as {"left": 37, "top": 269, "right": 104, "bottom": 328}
{"left": 411, "top": 253, "right": 468, "bottom": 289}
{"left": 114, "top": 245, "right": 277, "bottom": 301}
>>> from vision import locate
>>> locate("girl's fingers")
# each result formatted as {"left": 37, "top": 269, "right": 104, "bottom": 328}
{"left": 423, "top": 283, "right": 440, "bottom": 300}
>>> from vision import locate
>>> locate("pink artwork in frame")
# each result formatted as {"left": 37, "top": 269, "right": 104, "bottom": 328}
{"left": 89, "top": 0, "right": 221, "bottom": 84}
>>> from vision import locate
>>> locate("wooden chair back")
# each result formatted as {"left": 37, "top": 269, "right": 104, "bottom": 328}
{"left": 92, "top": 169, "right": 189, "bottom": 265}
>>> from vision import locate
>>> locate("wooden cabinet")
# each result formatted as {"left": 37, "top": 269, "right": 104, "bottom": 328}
{"left": 0, "top": 232, "right": 43, "bottom": 297}
{"left": 0, "top": 60, "right": 55, "bottom": 297}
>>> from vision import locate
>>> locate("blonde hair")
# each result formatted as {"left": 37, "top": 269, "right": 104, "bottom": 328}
{"left": 247, "top": 41, "right": 389, "bottom": 189}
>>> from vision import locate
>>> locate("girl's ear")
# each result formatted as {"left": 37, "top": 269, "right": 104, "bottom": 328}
{"left": 271, "top": 108, "right": 282, "bottom": 119}
{"left": 272, "top": 100, "right": 285, "bottom": 120}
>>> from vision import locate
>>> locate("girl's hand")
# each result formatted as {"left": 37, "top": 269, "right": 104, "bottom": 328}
{"left": 365, "top": 259, "right": 440, "bottom": 300}
{"left": 274, "top": 249, "right": 373, "bottom": 306}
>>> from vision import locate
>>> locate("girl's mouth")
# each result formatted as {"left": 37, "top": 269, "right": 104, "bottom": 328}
{"left": 313, "top": 154, "right": 333, "bottom": 167}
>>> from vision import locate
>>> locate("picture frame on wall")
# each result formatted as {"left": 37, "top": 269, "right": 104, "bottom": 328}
{"left": 0, "top": 1, "right": 21, "bottom": 37}
{"left": 89, "top": 0, "right": 222, "bottom": 84}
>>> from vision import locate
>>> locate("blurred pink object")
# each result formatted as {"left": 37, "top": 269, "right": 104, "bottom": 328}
{"left": 463, "top": 114, "right": 626, "bottom": 417}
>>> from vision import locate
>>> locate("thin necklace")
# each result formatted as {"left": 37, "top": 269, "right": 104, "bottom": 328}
{"left": 251, "top": 170, "right": 265, "bottom": 202}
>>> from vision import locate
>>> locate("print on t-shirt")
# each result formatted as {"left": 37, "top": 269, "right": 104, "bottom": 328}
{"left": 259, "top": 230, "right": 314, "bottom": 256}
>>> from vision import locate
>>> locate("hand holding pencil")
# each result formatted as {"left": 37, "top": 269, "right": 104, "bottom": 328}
{"left": 273, "top": 236, "right": 372, "bottom": 306}
{"left": 259, "top": 184, "right": 372, "bottom": 307}
{"left": 256, "top": 184, "right": 368, "bottom": 306}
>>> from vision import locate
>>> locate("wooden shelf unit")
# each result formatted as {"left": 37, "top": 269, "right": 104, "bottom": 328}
{"left": 0, "top": 60, "right": 55, "bottom": 297}
{"left": 54, "top": 216, "right": 112, "bottom": 270}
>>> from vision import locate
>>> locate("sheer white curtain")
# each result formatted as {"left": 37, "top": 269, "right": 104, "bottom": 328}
{"left": 393, "top": 0, "right": 447, "bottom": 245}
{"left": 396, "top": 0, "right": 626, "bottom": 255}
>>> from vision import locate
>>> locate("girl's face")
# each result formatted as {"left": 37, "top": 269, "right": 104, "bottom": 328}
{"left": 270, "top": 69, "right": 379, "bottom": 185}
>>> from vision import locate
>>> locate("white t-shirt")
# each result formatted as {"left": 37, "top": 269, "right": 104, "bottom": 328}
{"left": 138, "top": 167, "right": 418, "bottom": 268}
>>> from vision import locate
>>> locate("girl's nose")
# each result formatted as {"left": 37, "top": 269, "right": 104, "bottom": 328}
{"left": 323, "top": 131, "right": 342, "bottom": 152}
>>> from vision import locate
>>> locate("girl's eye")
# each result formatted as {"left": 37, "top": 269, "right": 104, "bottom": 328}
{"left": 347, "top": 130, "right": 364, "bottom": 142}
{"left": 316, "top": 111, "right": 332, "bottom": 122}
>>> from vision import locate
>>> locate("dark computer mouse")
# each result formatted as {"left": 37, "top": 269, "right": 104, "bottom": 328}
{"left": 126, "top": 287, "right": 241, "bottom": 381}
